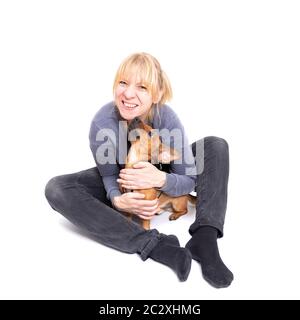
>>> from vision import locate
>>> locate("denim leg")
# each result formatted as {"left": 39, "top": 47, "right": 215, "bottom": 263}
{"left": 44, "top": 167, "right": 160, "bottom": 260}
{"left": 189, "top": 136, "right": 229, "bottom": 237}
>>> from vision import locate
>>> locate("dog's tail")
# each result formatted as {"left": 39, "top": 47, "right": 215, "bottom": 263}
{"left": 188, "top": 194, "right": 197, "bottom": 205}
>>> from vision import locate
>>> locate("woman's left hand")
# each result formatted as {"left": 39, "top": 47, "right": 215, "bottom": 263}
{"left": 117, "top": 162, "right": 166, "bottom": 190}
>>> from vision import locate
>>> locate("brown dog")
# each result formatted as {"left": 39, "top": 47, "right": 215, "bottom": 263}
{"left": 121, "top": 117, "right": 196, "bottom": 230}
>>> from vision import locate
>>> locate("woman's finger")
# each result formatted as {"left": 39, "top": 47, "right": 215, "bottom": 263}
{"left": 136, "top": 203, "right": 159, "bottom": 212}
{"left": 137, "top": 209, "right": 158, "bottom": 216}
{"left": 120, "top": 169, "right": 136, "bottom": 175}
{"left": 117, "top": 178, "right": 135, "bottom": 185}
{"left": 137, "top": 199, "right": 159, "bottom": 207}
{"left": 137, "top": 207, "right": 159, "bottom": 214}
{"left": 126, "top": 192, "right": 145, "bottom": 199}
{"left": 137, "top": 214, "right": 153, "bottom": 220}
{"left": 119, "top": 173, "right": 136, "bottom": 180}
{"left": 132, "top": 161, "right": 150, "bottom": 169}
{"left": 122, "top": 185, "right": 141, "bottom": 190}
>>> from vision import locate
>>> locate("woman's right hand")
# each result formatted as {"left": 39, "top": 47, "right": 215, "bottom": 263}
{"left": 112, "top": 192, "right": 160, "bottom": 220}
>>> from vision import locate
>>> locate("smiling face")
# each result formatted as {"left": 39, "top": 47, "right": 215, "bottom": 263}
{"left": 113, "top": 53, "right": 172, "bottom": 122}
{"left": 114, "top": 73, "right": 154, "bottom": 121}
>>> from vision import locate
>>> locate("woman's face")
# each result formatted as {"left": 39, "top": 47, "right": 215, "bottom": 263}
{"left": 114, "top": 73, "right": 154, "bottom": 121}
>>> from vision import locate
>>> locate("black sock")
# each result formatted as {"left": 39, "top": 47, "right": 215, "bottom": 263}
{"left": 149, "top": 235, "right": 192, "bottom": 281}
{"left": 186, "top": 226, "right": 233, "bottom": 288}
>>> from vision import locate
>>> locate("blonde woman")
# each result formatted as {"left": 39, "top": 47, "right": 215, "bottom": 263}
{"left": 45, "top": 53, "right": 233, "bottom": 287}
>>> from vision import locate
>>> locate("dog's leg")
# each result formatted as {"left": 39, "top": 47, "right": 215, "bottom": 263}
{"left": 158, "top": 194, "right": 189, "bottom": 220}
{"left": 136, "top": 189, "right": 157, "bottom": 230}
{"left": 169, "top": 209, "right": 188, "bottom": 220}
{"left": 142, "top": 220, "right": 150, "bottom": 230}
{"left": 168, "top": 196, "right": 189, "bottom": 220}
{"left": 157, "top": 193, "right": 172, "bottom": 213}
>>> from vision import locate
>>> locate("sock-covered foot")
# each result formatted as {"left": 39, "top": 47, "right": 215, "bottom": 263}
{"left": 149, "top": 234, "right": 191, "bottom": 281}
{"left": 186, "top": 226, "right": 233, "bottom": 288}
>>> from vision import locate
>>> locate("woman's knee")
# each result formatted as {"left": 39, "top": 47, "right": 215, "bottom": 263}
{"left": 44, "top": 174, "right": 73, "bottom": 206}
{"left": 204, "top": 136, "right": 229, "bottom": 153}
{"left": 45, "top": 177, "right": 61, "bottom": 206}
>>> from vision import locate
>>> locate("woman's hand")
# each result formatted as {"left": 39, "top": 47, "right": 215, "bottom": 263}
{"left": 117, "top": 162, "right": 166, "bottom": 190}
{"left": 112, "top": 192, "right": 160, "bottom": 220}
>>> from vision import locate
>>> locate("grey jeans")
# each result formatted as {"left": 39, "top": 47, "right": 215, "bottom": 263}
{"left": 45, "top": 136, "right": 229, "bottom": 260}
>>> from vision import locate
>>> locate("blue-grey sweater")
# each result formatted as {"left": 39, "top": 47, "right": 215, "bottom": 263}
{"left": 89, "top": 102, "right": 197, "bottom": 202}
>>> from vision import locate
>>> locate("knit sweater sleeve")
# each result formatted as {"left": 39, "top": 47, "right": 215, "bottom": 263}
{"left": 89, "top": 103, "right": 122, "bottom": 202}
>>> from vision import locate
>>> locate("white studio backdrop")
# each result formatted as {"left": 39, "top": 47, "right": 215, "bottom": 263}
{"left": 0, "top": 0, "right": 300, "bottom": 299}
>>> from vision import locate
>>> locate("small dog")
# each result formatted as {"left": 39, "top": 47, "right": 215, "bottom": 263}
{"left": 121, "top": 117, "right": 196, "bottom": 230}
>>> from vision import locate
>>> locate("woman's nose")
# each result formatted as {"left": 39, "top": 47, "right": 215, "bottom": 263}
{"left": 123, "top": 85, "right": 136, "bottom": 98}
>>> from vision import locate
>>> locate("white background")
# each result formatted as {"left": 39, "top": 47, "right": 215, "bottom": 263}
{"left": 1, "top": 0, "right": 300, "bottom": 299}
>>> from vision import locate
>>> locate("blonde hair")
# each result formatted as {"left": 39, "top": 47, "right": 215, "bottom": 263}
{"left": 113, "top": 52, "right": 173, "bottom": 108}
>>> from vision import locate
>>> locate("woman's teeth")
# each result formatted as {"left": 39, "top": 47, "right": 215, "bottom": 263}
{"left": 123, "top": 102, "right": 138, "bottom": 109}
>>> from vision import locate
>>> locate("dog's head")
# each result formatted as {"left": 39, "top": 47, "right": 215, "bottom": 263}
{"left": 127, "top": 117, "right": 180, "bottom": 164}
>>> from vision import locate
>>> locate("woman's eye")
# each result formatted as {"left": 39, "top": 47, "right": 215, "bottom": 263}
{"left": 119, "top": 81, "right": 127, "bottom": 86}
{"left": 139, "top": 85, "right": 147, "bottom": 91}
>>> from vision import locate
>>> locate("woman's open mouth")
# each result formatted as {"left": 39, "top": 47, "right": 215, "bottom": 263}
{"left": 122, "top": 101, "right": 139, "bottom": 110}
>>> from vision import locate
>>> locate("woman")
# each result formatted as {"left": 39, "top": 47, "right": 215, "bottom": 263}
{"left": 45, "top": 52, "right": 233, "bottom": 287}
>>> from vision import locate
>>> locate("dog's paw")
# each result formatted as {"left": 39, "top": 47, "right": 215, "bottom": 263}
{"left": 169, "top": 210, "right": 187, "bottom": 221}
{"left": 169, "top": 213, "right": 179, "bottom": 220}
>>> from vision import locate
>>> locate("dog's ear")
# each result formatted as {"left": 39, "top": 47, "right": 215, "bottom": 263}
{"left": 158, "top": 144, "right": 180, "bottom": 163}
{"left": 142, "top": 122, "right": 153, "bottom": 133}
